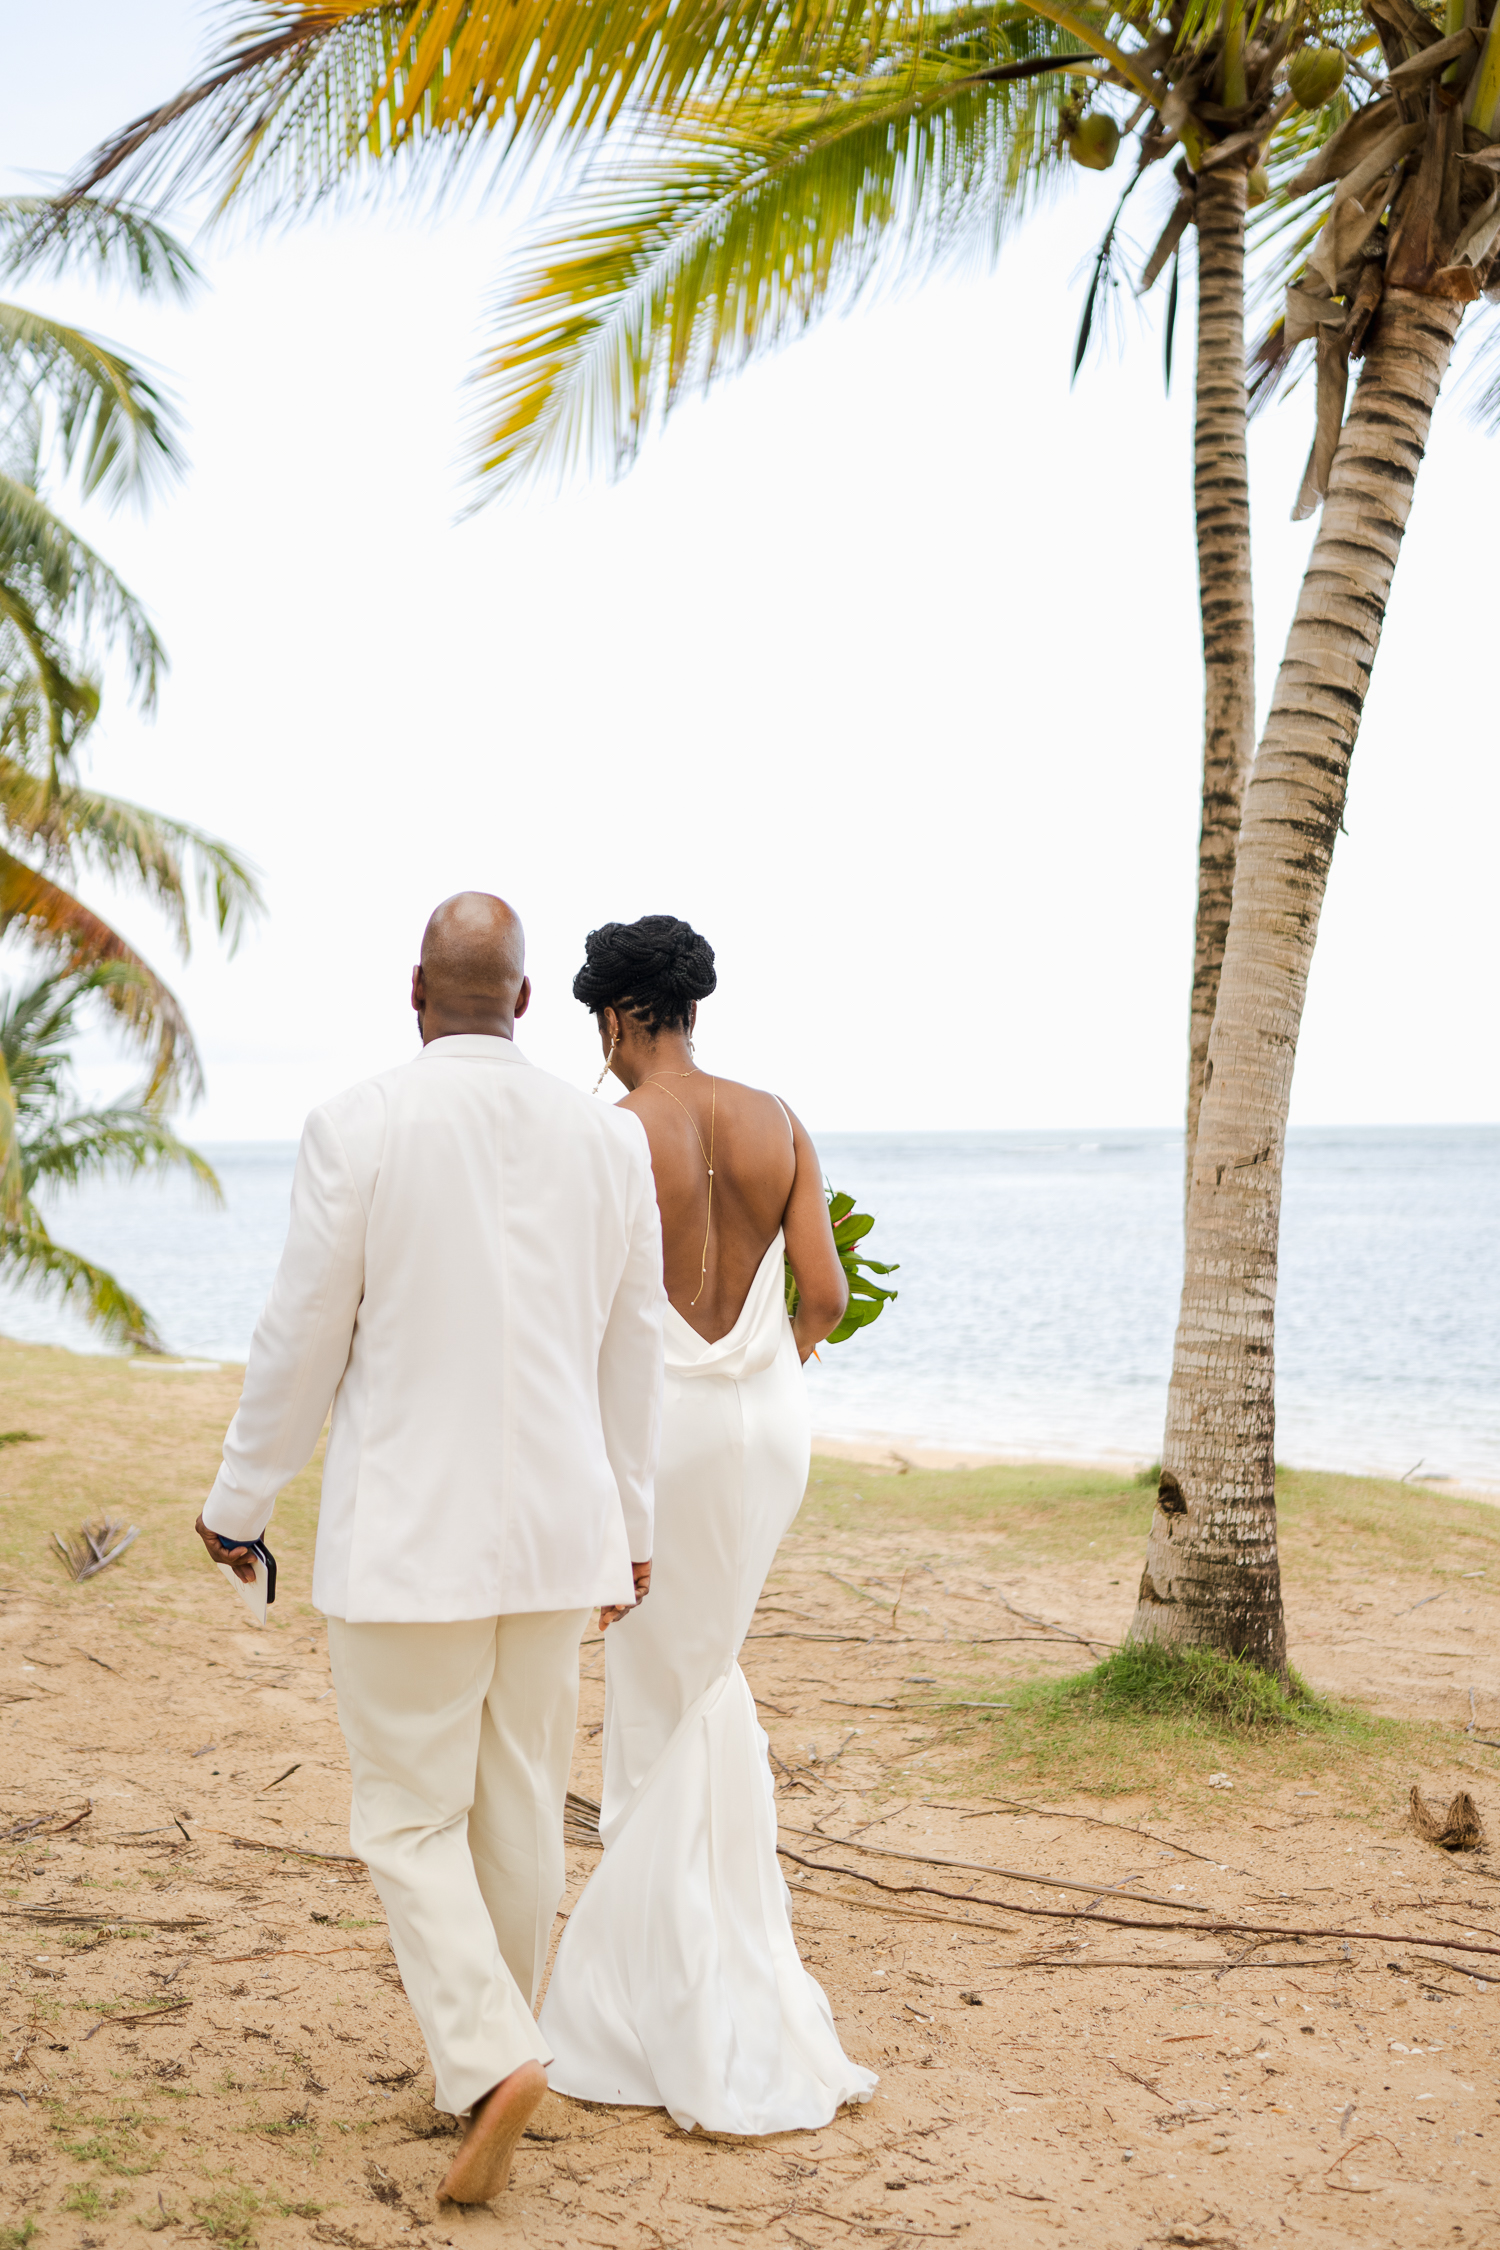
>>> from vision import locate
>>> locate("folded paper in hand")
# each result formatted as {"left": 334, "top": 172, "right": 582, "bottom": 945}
{"left": 216, "top": 1538, "right": 277, "bottom": 1629}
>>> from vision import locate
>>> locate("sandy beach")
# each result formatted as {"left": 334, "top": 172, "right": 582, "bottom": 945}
{"left": 4, "top": 1339, "right": 1500, "bottom": 2248}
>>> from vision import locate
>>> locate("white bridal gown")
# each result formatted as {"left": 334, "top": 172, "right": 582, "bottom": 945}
{"left": 539, "top": 1232, "right": 878, "bottom": 2134}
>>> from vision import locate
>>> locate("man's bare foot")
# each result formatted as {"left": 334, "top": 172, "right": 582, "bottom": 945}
{"left": 436, "top": 2060, "right": 548, "bottom": 2205}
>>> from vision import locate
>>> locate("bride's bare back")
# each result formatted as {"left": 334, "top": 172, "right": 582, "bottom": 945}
{"left": 573, "top": 917, "right": 847, "bottom": 1358}
{"left": 623, "top": 1072, "right": 841, "bottom": 1345}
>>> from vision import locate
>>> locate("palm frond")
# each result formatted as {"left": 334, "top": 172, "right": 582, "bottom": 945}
{"left": 0, "top": 1050, "right": 23, "bottom": 1223}
{"left": 60, "top": 0, "right": 926, "bottom": 225}
{"left": 0, "top": 303, "right": 186, "bottom": 509}
{"left": 0, "top": 1211, "right": 162, "bottom": 1350}
{"left": 1071, "top": 162, "right": 1143, "bottom": 378}
{"left": 0, "top": 767, "right": 263, "bottom": 956}
{"left": 0, "top": 471, "right": 163, "bottom": 723}
{"left": 470, "top": 48, "right": 1076, "bottom": 496}
{"left": 0, "top": 849, "right": 201, "bottom": 1103}
{"left": 0, "top": 197, "right": 200, "bottom": 304}
{"left": 22, "top": 1107, "right": 222, "bottom": 1200}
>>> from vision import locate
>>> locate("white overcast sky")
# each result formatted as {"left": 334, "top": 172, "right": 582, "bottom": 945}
{"left": 4, "top": 1, "right": 1495, "bottom": 1139}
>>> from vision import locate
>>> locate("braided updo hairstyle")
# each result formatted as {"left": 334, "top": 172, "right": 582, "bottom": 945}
{"left": 572, "top": 914, "right": 717, "bottom": 1035}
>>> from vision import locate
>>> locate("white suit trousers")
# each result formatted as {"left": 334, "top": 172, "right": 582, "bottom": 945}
{"left": 327, "top": 1608, "right": 590, "bottom": 2114}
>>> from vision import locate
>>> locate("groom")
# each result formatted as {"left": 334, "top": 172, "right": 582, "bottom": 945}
{"left": 195, "top": 893, "right": 665, "bottom": 2202}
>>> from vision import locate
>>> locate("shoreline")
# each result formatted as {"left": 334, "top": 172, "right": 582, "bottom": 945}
{"left": 4, "top": 1332, "right": 1497, "bottom": 1501}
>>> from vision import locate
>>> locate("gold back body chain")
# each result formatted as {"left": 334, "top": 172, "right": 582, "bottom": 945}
{"left": 638, "top": 1071, "right": 716, "bottom": 1306}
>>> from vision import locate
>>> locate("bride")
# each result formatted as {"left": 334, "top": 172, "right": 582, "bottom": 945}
{"left": 539, "top": 914, "right": 877, "bottom": 2134}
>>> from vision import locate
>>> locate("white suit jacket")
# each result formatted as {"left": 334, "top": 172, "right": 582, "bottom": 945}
{"left": 201, "top": 1034, "right": 665, "bottom": 1623}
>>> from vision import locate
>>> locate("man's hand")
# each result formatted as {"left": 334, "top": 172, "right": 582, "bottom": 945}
{"left": 599, "top": 1559, "right": 652, "bottom": 1632}
{"left": 195, "top": 1513, "right": 256, "bottom": 1584}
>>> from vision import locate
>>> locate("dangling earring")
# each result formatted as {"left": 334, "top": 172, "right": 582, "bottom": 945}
{"left": 593, "top": 1039, "right": 616, "bottom": 1094}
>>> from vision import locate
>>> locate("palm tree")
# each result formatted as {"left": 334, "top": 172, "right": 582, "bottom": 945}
{"left": 1, "top": 195, "right": 262, "bottom": 1105}
{"left": 0, "top": 962, "right": 220, "bottom": 1348}
{"left": 1133, "top": 9, "right": 1500, "bottom": 1676}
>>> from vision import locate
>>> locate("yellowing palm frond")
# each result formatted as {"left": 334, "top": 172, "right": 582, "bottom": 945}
{"left": 472, "top": 46, "right": 1077, "bottom": 496}
{"left": 0, "top": 850, "right": 202, "bottom": 1104}
{"left": 63, "top": 0, "right": 921, "bottom": 223}
{"left": 0, "top": 764, "right": 263, "bottom": 958}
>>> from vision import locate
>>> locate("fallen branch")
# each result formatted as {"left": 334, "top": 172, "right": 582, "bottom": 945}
{"left": 778, "top": 1825, "right": 1207, "bottom": 1912}
{"left": 993, "top": 1594, "right": 1115, "bottom": 1653}
{"left": 1409, "top": 1953, "right": 1488, "bottom": 1984}
{"left": 997, "top": 1955, "right": 1345, "bottom": 1970}
{"left": 83, "top": 1998, "right": 189, "bottom": 2039}
{"left": 777, "top": 1850, "right": 1500, "bottom": 1958}
{"left": 786, "top": 2208, "right": 963, "bottom": 2240}
{"left": 961, "top": 1796, "right": 1222, "bottom": 1867}
{"left": 2, "top": 1910, "right": 207, "bottom": 1929}
{"left": 209, "top": 1830, "right": 363, "bottom": 1866}
{"left": 790, "top": 1885, "right": 1018, "bottom": 1937}
{"left": 206, "top": 1944, "right": 384, "bottom": 1964}
{"left": 0, "top": 1803, "right": 92, "bottom": 1843}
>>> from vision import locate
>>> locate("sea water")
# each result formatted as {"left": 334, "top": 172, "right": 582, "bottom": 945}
{"left": 2, "top": 1127, "right": 1494, "bottom": 1487}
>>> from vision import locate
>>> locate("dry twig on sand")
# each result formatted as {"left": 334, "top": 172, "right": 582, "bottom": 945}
{"left": 960, "top": 1797, "right": 1222, "bottom": 1866}
{"left": 208, "top": 1830, "right": 363, "bottom": 1866}
{"left": 777, "top": 1846, "right": 1500, "bottom": 1960}
{"left": 0, "top": 1801, "right": 92, "bottom": 1843}
{"left": 778, "top": 1824, "right": 1207, "bottom": 1912}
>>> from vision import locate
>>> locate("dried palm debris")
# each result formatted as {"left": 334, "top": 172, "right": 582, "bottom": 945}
{"left": 565, "top": 1790, "right": 603, "bottom": 1848}
{"left": 1409, "top": 1785, "right": 1486, "bottom": 1852}
{"left": 52, "top": 1516, "right": 139, "bottom": 1581}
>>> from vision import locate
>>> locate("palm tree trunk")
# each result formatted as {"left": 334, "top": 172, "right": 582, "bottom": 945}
{"left": 1133, "top": 287, "right": 1463, "bottom": 1678}
{"left": 1185, "top": 165, "right": 1255, "bottom": 1198}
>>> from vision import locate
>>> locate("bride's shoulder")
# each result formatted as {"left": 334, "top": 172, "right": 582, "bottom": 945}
{"left": 717, "top": 1078, "right": 795, "bottom": 1123}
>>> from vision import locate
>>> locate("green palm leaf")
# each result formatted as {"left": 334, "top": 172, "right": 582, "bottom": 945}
{"left": 21, "top": 1107, "right": 221, "bottom": 1200}
{"left": 0, "top": 195, "right": 200, "bottom": 304}
{"left": 0, "top": 965, "right": 226, "bottom": 1349}
{"left": 0, "top": 301, "right": 186, "bottom": 510}
{"left": 0, "top": 469, "right": 163, "bottom": 713}
{"left": 0, "top": 1212, "right": 162, "bottom": 1350}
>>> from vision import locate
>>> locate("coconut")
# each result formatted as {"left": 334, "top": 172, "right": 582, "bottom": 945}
{"left": 1069, "top": 113, "right": 1121, "bottom": 170}
{"left": 1246, "top": 163, "right": 1270, "bottom": 206}
{"left": 1288, "top": 46, "right": 1347, "bottom": 109}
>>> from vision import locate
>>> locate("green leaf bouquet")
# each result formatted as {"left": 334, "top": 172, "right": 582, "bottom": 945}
{"left": 786, "top": 1187, "right": 898, "bottom": 1345}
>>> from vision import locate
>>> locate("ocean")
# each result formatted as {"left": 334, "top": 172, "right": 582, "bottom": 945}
{"left": 3, "top": 1126, "right": 1495, "bottom": 1488}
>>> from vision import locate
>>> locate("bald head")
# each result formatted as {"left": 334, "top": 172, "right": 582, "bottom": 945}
{"left": 412, "top": 892, "right": 530, "bottom": 1044}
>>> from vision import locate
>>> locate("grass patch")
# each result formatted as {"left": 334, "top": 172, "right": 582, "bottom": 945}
{"left": 802, "top": 1453, "right": 1500, "bottom": 1581}
{"left": 193, "top": 2187, "right": 264, "bottom": 2249}
{"left": 62, "top": 2184, "right": 115, "bottom": 2219}
{"left": 965, "top": 1640, "right": 1430, "bottom": 1803}
{"left": 802, "top": 1456, "right": 1155, "bottom": 1560}
{"left": 1018, "top": 1640, "right": 1329, "bottom": 1733}
{"left": 59, "top": 2132, "right": 154, "bottom": 2177}
{"left": 0, "top": 2224, "right": 38, "bottom": 2250}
